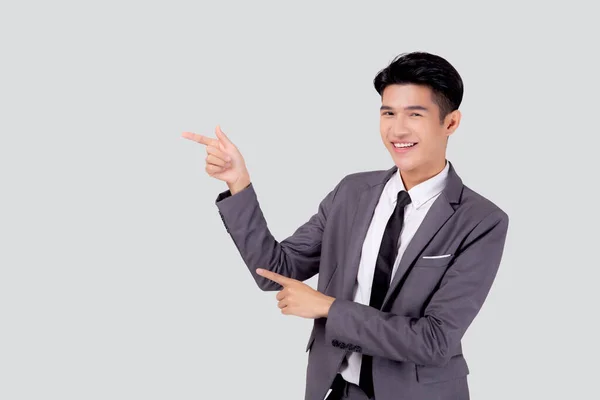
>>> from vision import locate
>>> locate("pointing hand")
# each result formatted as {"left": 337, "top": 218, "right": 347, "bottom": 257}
{"left": 182, "top": 125, "right": 251, "bottom": 194}
{"left": 256, "top": 268, "right": 336, "bottom": 319}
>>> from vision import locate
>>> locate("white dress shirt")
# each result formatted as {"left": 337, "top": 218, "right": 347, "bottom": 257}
{"left": 339, "top": 161, "right": 450, "bottom": 385}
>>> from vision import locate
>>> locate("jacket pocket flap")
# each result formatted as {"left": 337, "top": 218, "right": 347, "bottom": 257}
{"left": 416, "top": 355, "right": 469, "bottom": 383}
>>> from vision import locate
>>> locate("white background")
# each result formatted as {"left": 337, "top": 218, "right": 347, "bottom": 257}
{"left": 1, "top": 1, "right": 598, "bottom": 399}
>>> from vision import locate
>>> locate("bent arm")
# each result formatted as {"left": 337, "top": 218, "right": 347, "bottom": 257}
{"left": 325, "top": 210, "right": 509, "bottom": 366}
{"left": 215, "top": 181, "right": 341, "bottom": 291}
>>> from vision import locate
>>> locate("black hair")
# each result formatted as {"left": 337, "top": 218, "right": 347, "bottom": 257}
{"left": 373, "top": 52, "right": 464, "bottom": 123}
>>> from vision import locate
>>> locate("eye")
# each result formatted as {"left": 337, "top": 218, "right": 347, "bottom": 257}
{"left": 410, "top": 112, "right": 422, "bottom": 117}
{"left": 382, "top": 111, "right": 393, "bottom": 116}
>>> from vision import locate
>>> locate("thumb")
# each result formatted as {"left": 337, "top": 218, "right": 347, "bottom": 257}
{"left": 215, "top": 125, "right": 233, "bottom": 147}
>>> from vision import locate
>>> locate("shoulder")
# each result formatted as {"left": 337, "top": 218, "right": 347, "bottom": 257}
{"left": 318, "top": 168, "right": 391, "bottom": 207}
{"left": 455, "top": 184, "right": 509, "bottom": 227}
{"left": 336, "top": 168, "right": 392, "bottom": 191}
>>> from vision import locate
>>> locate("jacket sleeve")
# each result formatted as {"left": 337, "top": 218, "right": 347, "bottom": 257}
{"left": 325, "top": 209, "right": 509, "bottom": 367}
{"left": 215, "top": 181, "right": 341, "bottom": 291}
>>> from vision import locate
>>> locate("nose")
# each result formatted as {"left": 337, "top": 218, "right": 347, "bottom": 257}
{"left": 391, "top": 114, "right": 410, "bottom": 136}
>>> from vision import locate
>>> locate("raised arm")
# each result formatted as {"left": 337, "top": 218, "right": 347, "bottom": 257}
{"left": 182, "top": 126, "right": 341, "bottom": 291}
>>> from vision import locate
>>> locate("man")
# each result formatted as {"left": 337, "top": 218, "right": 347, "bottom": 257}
{"left": 182, "top": 52, "right": 509, "bottom": 400}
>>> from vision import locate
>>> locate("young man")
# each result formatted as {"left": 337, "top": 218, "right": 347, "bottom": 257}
{"left": 183, "top": 52, "right": 509, "bottom": 400}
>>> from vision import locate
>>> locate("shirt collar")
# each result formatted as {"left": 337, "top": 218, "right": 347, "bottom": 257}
{"left": 387, "top": 160, "right": 450, "bottom": 209}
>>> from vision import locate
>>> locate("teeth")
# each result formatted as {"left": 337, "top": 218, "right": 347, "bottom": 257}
{"left": 393, "top": 142, "right": 416, "bottom": 148}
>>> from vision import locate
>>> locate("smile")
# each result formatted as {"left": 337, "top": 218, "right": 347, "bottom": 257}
{"left": 393, "top": 142, "right": 417, "bottom": 148}
{"left": 391, "top": 141, "right": 418, "bottom": 152}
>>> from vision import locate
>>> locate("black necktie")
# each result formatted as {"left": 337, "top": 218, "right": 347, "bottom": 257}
{"left": 359, "top": 190, "right": 412, "bottom": 398}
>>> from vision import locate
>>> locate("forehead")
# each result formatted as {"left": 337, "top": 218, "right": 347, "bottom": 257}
{"left": 381, "top": 84, "right": 436, "bottom": 107}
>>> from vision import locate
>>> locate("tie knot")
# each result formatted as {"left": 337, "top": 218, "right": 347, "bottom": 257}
{"left": 397, "top": 190, "right": 411, "bottom": 207}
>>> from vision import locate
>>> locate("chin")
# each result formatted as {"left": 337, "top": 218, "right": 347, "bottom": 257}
{"left": 390, "top": 153, "right": 419, "bottom": 172}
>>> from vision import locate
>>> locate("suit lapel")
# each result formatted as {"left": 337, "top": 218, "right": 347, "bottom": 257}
{"left": 339, "top": 167, "right": 396, "bottom": 301}
{"left": 381, "top": 196, "right": 455, "bottom": 308}
{"left": 381, "top": 161, "right": 463, "bottom": 309}
{"left": 338, "top": 161, "right": 464, "bottom": 305}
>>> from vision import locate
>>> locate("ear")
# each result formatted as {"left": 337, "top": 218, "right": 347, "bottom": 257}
{"left": 444, "top": 109, "right": 461, "bottom": 137}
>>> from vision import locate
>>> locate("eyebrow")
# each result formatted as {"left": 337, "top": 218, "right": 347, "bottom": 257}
{"left": 380, "top": 105, "right": 429, "bottom": 112}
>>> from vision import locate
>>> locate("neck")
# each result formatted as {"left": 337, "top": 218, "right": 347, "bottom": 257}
{"left": 400, "top": 159, "right": 446, "bottom": 191}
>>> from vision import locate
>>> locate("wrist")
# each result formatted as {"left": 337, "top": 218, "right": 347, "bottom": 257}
{"left": 228, "top": 174, "right": 251, "bottom": 195}
{"left": 321, "top": 296, "right": 335, "bottom": 318}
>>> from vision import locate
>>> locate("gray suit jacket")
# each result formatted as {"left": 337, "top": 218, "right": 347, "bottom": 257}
{"left": 215, "top": 161, "right": 509, "bottom": 400}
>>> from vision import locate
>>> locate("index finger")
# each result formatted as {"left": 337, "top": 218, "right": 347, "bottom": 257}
{"left": 181, "top": 131, "right": 219, "bottom": 147}
{"left": 256, "top": 268, "right": 293, "bottom": 286}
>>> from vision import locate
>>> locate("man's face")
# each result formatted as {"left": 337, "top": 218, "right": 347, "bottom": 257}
{"left": 380, "top": 84, "right": 458, "bottom": 175}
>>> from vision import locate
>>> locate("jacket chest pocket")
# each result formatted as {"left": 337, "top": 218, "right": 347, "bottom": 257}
{"left": 393, "top": 255, "right": 453, "bottom": 310}
{"left": 413, "top": 254, "right": 453, "bottom": 268}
